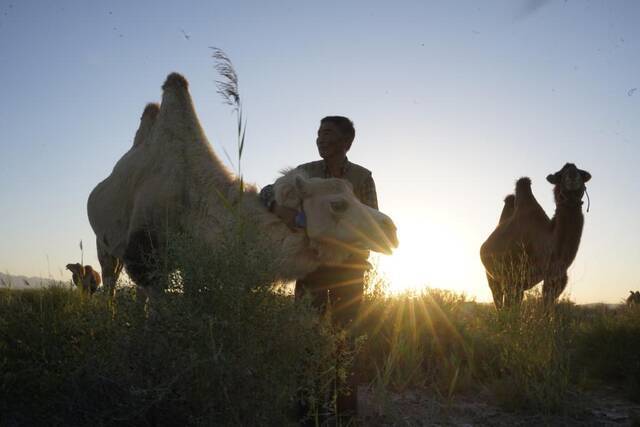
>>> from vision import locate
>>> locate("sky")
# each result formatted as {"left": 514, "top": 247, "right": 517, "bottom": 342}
{"left": 0, "top": 0, "right": 638, "bottom": 303}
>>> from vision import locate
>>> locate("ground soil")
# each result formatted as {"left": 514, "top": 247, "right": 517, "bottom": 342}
{"left": 357, "top": 385, "right": 640, "bottom": 426}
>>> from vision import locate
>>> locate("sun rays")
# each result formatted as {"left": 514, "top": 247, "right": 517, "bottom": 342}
{"left": 375, "top": 216, "right": 483, "bottom": 297}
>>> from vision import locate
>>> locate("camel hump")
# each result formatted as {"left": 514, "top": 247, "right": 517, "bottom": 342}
{"left": 132, "top": 103, "right": 160, "bottom": 148}
{"left": 142, "top": 103, "right": 160, "bottom": 118}
{"left": 516, "top": 177, "right": 532, "bottom": 192}
{"left": 515, "top": 177, "right": 538, "bottom": 208}
{"left": 504, "top": 194, "right": 515, "bottom": 204}
{"left": 162, "top": 72, "right": 189, "bottom": 90}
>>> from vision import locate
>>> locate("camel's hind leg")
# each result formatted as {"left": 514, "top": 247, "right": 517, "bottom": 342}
{"left": 486, "top": 273, "right": 505, "bottom": 309}
{"left": 543, "top": 273, "right": 568, "bottom": 306}
{"left": 97, "top": 238, "right": 123, "bottom": 297}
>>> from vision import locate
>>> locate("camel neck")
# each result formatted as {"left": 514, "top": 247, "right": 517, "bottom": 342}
{"left": 551, "top": 204, "right": 584, "bottom": 266}
{"left": 239, "top": 195, "right": 320, "bottom": 281}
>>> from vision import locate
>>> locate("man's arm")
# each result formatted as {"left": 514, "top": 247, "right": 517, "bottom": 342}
{"left": 359, "top": 173, "right": 379, "bottom": 210}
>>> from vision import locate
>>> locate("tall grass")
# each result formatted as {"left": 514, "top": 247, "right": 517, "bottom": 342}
{"left": 354, "top": 286, "right": 640, "bottom": 416}
{"left": 0, "top": 232, "right": 345, "bottom": 426}
{"left": 2, "top": 270, "right": 639, "bottom": 425}
{"left": 210, "top": 46, "right": 247, "bottom": 193}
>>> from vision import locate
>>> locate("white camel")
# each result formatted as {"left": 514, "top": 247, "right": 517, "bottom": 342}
{"left": 87, "top": 73, "right": 398, "bottom": 297}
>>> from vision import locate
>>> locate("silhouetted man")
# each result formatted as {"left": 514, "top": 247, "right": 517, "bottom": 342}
{"left": 260, "top": 116, "right": 378, "bottom": 327}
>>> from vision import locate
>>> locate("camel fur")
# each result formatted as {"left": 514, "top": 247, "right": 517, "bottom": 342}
{"left": 480, "top": 163, "right": 591, "bottom": 308}
{"left": 87, "top": 73, "right": 398, "bottom": 297}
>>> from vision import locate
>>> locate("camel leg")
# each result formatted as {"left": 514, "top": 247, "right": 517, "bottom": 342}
{"left": 136, "top": 285, "right": 161, "bottom": 318}
{"left": 503, "top": 286, "right": 516, "bottom": 309}
{"left": 123, "top": 229, "right": 164, "bottom": 316}
{"left": 123, "top": 229, "right": 159, "bottom": 289}
{"left": 543, "top": 273, "right": 568, "bottom": 306}
{"left": 513, "top": 287, "right": 525, "bottom": 306}
{"left": 486, "top": 273, "right": 504, "bottom": 310}
{"left": 501, "top": 281, "right": 525, "bottom": 309}
{"left": 97, "top": 238, "right": 123, "bottom": 298}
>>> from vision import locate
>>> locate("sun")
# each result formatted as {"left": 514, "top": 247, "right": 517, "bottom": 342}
{"left": 375, "top": 216, "right": 483, "bottom": 297}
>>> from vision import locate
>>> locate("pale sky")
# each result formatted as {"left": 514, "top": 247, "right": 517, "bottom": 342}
{"left": 1, "top": 0, "right": 638, "bottom": 303}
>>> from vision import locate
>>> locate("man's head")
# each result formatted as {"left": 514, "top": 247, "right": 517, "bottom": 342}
{"left": 316, "top": 116, "right": 355, "bottom": 160}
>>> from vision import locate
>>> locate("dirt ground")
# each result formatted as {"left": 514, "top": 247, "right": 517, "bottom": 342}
{"left": 357, "top": 386, "right": 640, "bottom": 426}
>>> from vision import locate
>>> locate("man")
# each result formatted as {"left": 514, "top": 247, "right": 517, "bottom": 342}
{"left": 260, "top": 116, "right": 378, "bottom": 327}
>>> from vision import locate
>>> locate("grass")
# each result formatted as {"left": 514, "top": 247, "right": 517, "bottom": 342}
{"left": 2, "top": 261, "right": 639, "bottom": 426}
{"left": 353, "top": 283, "right": 640, "bottom": 417}
{"left": 0, "top": 286, "right": 341, "bottom": 426}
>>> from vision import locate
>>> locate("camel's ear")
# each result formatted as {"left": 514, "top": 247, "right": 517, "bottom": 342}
{"left": 580, "top": 170, "right": 591, "bottom": 183}
{"left": 546, "top": 173, "right": 560, "bottom": 184}
{"left": 295, "top": 175, "right": 311, "bottom": 199}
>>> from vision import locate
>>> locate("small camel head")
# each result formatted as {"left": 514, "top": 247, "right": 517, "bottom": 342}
{"left": 547, "top": 163, "right": 591, "bottom": 206}
{"left": 627, "top": 290, "right": 640, "bottom": 305}
{"left": 66, "top": 263, "right": 84, "bottom": 276}
{"left": 547, "top": 163, "right": 591, "bottom": 190}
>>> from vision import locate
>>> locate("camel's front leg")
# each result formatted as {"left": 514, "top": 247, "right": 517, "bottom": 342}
{"left": 97, "top": 238, "right": 123, "bottom": 298}
{"left": 503, "top": 284, "right": 524, "bottom": 309}
{"left": 486, "top": 273, "right": 505, "bottom": 310}
{"left": 542, "top": 272, "right": 568, "bottom": 306}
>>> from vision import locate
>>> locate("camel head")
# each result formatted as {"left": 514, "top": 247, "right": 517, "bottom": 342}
{"left": 66, "top": 263, "right": 84, "bottom": 276}
{"left": 547, "top": 163, "right": 591, "bottom": 207}
{"left": 273, "top": 172, "right": 398, "bottom": 261}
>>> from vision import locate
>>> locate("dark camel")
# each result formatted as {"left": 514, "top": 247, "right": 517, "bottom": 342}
{"left": 480, "top": 163, "right": 591, "bottom": 309}
{"left": 66, "top": 263, "right": 102, "bottom": 295}
{"left": 627, "top": 291, "right": 640, "bottom": 306}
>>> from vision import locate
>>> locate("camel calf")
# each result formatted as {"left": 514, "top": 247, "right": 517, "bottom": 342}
{"left": 627, "top": 291, "right": 640, "bottom": 306}
{"left": 66, "top": 263, "right": 101, "bottom": 295}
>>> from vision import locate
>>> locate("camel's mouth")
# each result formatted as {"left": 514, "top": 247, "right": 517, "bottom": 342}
{"left": 362, "top": 220, "right": 399, "bottom": 255}
{"left": 377, "top": 238, "right": 398, "bottom": 255}
{"left": 353, "top": 240, "right": 394, "bottom": 255}
{"left": 564, "top": 179, "right": 585, "bottom": 191}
